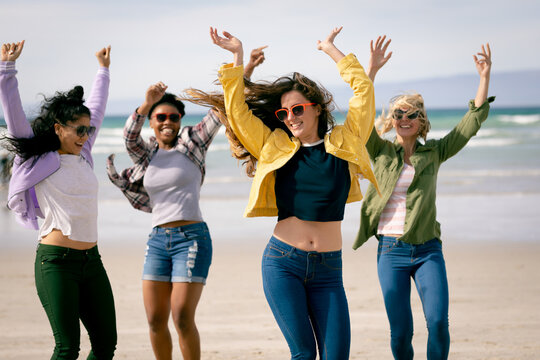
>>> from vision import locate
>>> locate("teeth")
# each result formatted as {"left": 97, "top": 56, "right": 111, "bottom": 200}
{"left": 162, "top": 129, "right": 173, "bottom": 135}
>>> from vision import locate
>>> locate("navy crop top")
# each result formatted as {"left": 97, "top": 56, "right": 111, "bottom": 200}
{"left": 274, "top": 140, "right": 351, "bottom": 222}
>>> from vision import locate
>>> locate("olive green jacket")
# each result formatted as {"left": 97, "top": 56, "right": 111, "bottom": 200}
{"left": 353, "top": 96, "right": 495, "bottom": 249}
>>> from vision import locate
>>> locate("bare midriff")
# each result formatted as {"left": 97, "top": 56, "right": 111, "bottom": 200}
{"left": 157, "top": 220, "right": 201, "bottom": 228}
{"left": 272, "top": 216, "right": 342, "bottom": 252}
{"left": 40, "top": 229, "right": 97, "bottom": 250}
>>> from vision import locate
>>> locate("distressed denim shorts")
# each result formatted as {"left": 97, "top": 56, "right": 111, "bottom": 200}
{"left": 142, "top": 222, "right": 212, "bottom": 284}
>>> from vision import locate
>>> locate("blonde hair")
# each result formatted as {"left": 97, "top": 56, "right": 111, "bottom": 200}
{"left": 376, "top": 92, "right": 431, "bottom": 141}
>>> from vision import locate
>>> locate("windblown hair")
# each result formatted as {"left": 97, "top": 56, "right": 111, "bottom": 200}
{"left": 148, "top": 93, "right": 186, "bottom": 118}
{"left": 2, "top": 86, "right": 90, "bottom": 162}
{"left": 182, "top": 73, "right": 336, "bottom": 177}
{"left": 375, "top": 92, "right": 431, "bottom": 141}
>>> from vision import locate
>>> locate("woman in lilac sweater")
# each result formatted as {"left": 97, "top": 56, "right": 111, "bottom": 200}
{"left": 0, "top": 40, "right": 116, "bottom": 359}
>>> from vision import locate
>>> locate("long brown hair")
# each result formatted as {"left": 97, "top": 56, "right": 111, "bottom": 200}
{"left": 182, "top": 73, "right": 335, "bottom": 177}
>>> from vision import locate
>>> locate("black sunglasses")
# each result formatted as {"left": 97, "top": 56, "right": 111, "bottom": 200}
{"left": 61, "top": 123, "right": 96, "bottom": 137}
{"left": 393, "top": 109, "right": 420, "bottom": 121}
{"left": 154, "top": 113, "right": 181, "bottom": 123}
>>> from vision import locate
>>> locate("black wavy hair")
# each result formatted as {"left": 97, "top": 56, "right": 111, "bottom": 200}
{"left": 2, "top": 85, "right": 90, "bottom": 162}
{"left": 148, "top": 93, "right": 186, "bottom": 118}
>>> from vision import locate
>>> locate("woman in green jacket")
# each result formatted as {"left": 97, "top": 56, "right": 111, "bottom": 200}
{"left": 361, "top": 38, "right": 493, "bottom": 360}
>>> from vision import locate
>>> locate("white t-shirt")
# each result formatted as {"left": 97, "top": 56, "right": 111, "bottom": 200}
{"left": 34, "top": 154, "right": 98, "bottom": 242}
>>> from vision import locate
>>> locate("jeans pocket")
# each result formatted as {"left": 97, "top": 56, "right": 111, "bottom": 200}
{"left": 264, "top": 245, "right": 290, "bottom": 259}
{"left": 39, "top": 254, "right": 66, "bottom": 265}
{"left": 378, "top": 239, "right": 398, "bottom": 256}
{"left": 322, "top": 256, "right": 342, "bottom": 270}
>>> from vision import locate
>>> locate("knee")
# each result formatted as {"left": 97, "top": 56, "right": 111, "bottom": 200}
{"left": 146, "top": 312, "right": 170, "bottom": 332}
{"left": 172, "top": 309, "right": 196, "bottom": 333}
{"left": 427, "top": 317, "right": 449, "bottom": 337}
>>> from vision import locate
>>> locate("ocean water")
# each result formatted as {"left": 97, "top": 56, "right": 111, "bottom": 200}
{"left": 88, "top": 107, "right": 540, "bottom": 195}
{"left": 1, "top": 106, "right": 539, "bottom": 245}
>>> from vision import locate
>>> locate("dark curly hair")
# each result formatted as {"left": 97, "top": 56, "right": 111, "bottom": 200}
{"left": 148, "top": 93, "right": 186, "bottom": 118}
{"left": 182, "top": 72, "right": 335, "bottom": 177}
{"left": 2, "top": 85, "right": 90, "bottom": 162}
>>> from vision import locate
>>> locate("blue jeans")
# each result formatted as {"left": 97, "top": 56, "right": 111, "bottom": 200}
{"left": 377, "top": 236, "right": 450, "bottom": 360}
{"left": 143, "top": 222, "right": 212, "bottom": 284}
{"left": 262, "top": 236, "right": 350, "bottom": 360}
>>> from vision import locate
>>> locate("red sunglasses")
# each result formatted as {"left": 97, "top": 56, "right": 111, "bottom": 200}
{"left": 275, "top": 103, "right": 316, "bottom": 122}
{"left": 153, "top": 113, "right": 181, "bottom": 122}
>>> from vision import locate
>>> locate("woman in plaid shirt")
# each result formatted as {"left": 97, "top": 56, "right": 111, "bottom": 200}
{"left": 107, "top": 52, "right": 265, "bottom": 359}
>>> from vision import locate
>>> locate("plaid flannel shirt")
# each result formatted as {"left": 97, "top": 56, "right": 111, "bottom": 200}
{"left": 107, "top": 109, "right": 221, "bottom": 213}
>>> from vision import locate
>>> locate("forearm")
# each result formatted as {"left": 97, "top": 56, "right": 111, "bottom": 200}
{"left": 323, "top": 46, "right": 346, "bottom": 63}
{"left": 0, "top": 61, "right": 32, "bottom": 138}
{"left": 474, "top": 74, "right": 490, "bottom": 108}
{"left": 86, "top": 67, "right": 110, "bottom": 129}
{"left": 124, "top": 112, "right": 150, "bottom": 162}
{"left": 339, "top": 54, "right": 375, "bottom": 143}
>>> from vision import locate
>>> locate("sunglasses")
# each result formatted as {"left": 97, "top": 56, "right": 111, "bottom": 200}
{"left": 153, "top": 113, "right": 181, "bottom": 123}
{"left": 393, "top": 109, "right": 420, "bottom": 121}
{"left": 275, "top": 103, "right": 316, "bottom": 122}
{"left": 61, "top": 123, "right": 96, "bottom": 137}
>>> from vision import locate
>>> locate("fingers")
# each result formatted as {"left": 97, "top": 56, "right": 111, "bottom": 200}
{"left": 255, "top": 45, "right": 268, "bottom": 51}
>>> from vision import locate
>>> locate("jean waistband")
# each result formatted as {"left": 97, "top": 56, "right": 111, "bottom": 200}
{"left": 36, "top": 243, "right": 100, "bottom": 258}
{"left": 268, "top": 236, "right": 342, "bottom": 259}
{"left": 151, "top": 221, "right": 207, "bottom": 235}
{"left": 379, "top": 236, "right": 440, "bottom": 248}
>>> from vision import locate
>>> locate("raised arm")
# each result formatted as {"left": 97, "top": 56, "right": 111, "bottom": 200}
{"left": 82, "top": 45, "right": 111, "bottom": 157}
{"left": 317, "top": 26, "right": 346, "bottom": 63}
{"left": 0, "top": 40, "right": 32, "bottom": 138}
{"left": 210, "top": 27, "right": 244, "bottom": 67}
{"left": 210, "top": 27, "right": 272, "bottom": 159}
{"left": 244, "top": 45, "right": 268, "bottom": 80}
{"left": 438, "top": 43, "right": 493, "bottom": 162}
{"left": 365, "top": 36, "right": 393, "bottom": 155}
{"left": 367, "top": 35, "right": 392, "bottom": 82}
{"left": 473, "top": 43, "right": 491, "bottom": 107}
{"left": 123, "top": 82, "right": 167, "bottom": 163}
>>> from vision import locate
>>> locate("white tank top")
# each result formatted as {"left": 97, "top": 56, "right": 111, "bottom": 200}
{"left": 143, "top": 149, "right": 203, "bottom": 227}
{"left": 378, "top": 163, "right": 415, "bottom": 236}
{"left": 34, "top": 154, "right": 98, "bottom": 242}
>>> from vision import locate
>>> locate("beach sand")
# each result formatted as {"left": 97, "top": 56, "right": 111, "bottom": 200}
{"left": 1, "top": 195, "right": 539, "bottom": 359}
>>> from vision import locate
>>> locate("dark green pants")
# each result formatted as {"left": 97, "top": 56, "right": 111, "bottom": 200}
{"left": 35, "top": 244, "right": 117, "bottom": 359}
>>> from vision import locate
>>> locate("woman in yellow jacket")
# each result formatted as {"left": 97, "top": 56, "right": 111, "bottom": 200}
{"left": 205, "top": 26, "right": 377, "bottom": 359}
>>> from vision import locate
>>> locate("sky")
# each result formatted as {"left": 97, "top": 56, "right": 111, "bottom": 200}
{"left": 1, "top": 0, "right": 539, "bottom": 114}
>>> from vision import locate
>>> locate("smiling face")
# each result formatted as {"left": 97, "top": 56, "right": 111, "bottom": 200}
{"left": 149, "top": 103, "right": 182, "bottom": 149}
{"left": 392, "top": 106, "right": 421, "bottom": 142}
{"left": 55, "top": 115, "right": 91, "bottom": 155}
{"left": 280, "top": 90, "right": 321, "bottom": 144}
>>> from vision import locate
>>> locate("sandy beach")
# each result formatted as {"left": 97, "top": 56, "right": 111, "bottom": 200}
{"left": 1, "top": 193, "right": 539, "bottom": 359}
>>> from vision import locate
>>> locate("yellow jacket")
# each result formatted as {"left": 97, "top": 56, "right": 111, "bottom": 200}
{"left": 218, "top": 53, "right": 379, "bottom": 218}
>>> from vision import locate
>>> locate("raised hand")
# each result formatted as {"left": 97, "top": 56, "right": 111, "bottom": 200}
{"left": 95, "top": 45, "right": 111, "bottom": 68}
{"left": 244, "top": 45, "right": 268, "bottom": 80}
{"left": 367, "top": 35, "right": 392, "bottom": 82}
{"left": 210, "top": 27, "right": 244, "bottom": 66}
{"left": 138, "top": 82, "right": 168, "bottom": 116}
{"left": 1, "top": 40, "right": 25, "bottom": 62}
{"left": 316, "top": 27, "right": 345, "bottom": 63}
{"left": 474, "top": 43, "right": 491, "bottom": 78}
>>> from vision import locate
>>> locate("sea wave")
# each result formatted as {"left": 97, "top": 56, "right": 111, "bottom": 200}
{"left": 440, "top": 169, "right": 540, "bottom": 177}
{"left": 498, "top": 114, "right": 540, "bottom": 125}
{"left": 467, "top": 138, "right": 518, "bottom": 147}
